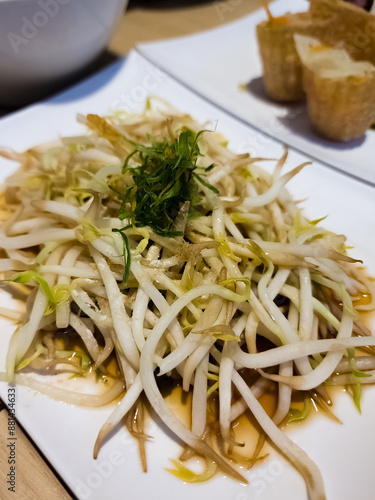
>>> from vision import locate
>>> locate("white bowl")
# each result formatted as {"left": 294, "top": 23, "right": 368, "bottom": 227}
{"left": 0, "top": 0, "right": 128, "bottom": 107}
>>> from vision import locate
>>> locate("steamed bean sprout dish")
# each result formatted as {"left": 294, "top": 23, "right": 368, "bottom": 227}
{"left": 1, "top": 100, "right": 374, "bottom": 500}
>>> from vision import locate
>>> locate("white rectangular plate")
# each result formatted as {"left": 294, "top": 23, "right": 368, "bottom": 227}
{"left": 0, "top": 50, "right": 375, "bottom": 500}
{"left": 138, "top": 0, "right": 375, "bottom": 187}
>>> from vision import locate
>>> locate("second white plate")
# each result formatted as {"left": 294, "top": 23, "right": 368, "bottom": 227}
{"left": 138, "top": 0, "right": 375, "bottom": 187}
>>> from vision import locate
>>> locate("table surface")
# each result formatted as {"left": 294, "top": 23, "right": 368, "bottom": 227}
{"left": 0, "top": 1, "right": 264, "bottom": 499}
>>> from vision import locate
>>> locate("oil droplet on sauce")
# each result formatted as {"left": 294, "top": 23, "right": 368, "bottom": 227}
{"left": 354, "top": 292, "right": 372, "bottom": 307}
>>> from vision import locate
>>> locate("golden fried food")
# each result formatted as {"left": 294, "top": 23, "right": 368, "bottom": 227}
{"left": 295, "top": 34, "right": 375, "bottom": 141}
{"left": 256, "top": 12, "right": 329, "bottom": 101}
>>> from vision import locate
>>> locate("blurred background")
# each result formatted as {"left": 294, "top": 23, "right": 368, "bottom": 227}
{"left": 1, "top": 0, "right": 374, "bottom": 111}
{"left": 109, "top": 1, "right": 262, "bottom": 57}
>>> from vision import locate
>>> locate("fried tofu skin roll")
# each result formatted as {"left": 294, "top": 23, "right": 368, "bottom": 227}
{"left": 295, "top": 35, "right": 375, "bottom": 141}
{"left": 309, "top": 0, "right": 375, "bottom": 64}
{"left": 257, "top": 12, "right": 329, "bottom": 101}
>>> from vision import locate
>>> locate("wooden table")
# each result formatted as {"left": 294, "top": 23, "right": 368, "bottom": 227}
{"left": 0, "top": 1, "right": 264, "bottom": 498}
{"left": 110, "top": 0, "right": 264, "bottom": 54}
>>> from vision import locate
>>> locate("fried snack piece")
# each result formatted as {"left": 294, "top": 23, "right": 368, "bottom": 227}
{"left": 257, "top": 11, "right": 330, "bottom": 101}
{"left": 309, "top": 0, "right": 375, "bottom": 64}
{"left": 295, "top": 34, "right": 375, "bottom": 141}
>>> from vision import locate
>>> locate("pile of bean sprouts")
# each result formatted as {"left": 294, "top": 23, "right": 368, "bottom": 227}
{"left": 0, "top": 99, "right": 375, "bottom": 500}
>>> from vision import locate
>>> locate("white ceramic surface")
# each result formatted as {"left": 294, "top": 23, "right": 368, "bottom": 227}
{"left": 0, "top": 51, "right": 375, "bottom": 500}
{"left": 0, "top": 0, "right": 128, "bottom": 107}
{"left": 138, "top": 0, "right": 375, "bottom": 187}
